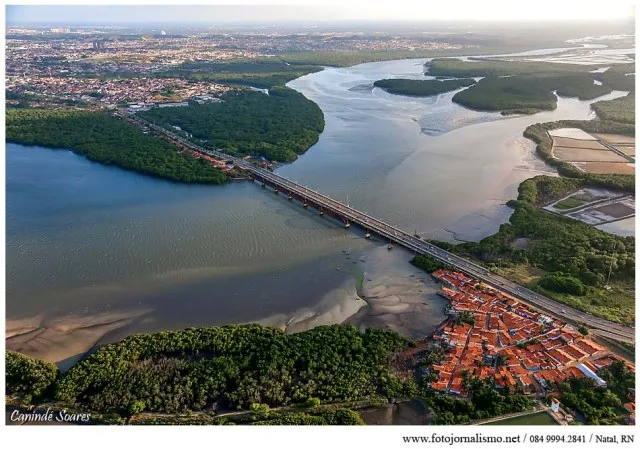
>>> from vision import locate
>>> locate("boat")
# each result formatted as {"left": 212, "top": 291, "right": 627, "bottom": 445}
{"left": 387, "top": 244, "right": 393, "bottom": 250}
{"left": 365, "top": 231, "right": 371, "bottom": 239}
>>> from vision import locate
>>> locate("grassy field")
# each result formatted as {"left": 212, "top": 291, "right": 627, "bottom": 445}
{"left": 553, "top": 197, "right": 585, "bottom": 210}
{"left": 538, "top": 281, "right": 635, "bottom": 325}
{"left": 483, "top": 411, "right": 558, "bottom": 426}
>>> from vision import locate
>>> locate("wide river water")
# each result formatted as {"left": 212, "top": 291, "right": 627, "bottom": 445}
{"left": 5, "top": 57, "right": 629, "bottom": 363}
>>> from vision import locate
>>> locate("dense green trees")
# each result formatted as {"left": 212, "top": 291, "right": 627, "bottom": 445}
{"left": 6, "top": 109, "right": 228, "bottom": 184}
{"left": 452, "top": 74, "right": 611, "bottom": 114}
{"left": 559, "top": 363, "right": 634, "bottom": 425}
{"left": 426, "top": 58, "right": 630, "bottom": 114}
{"left": 141, "top": 87, "right": 325, "bottom": 162}
{"left": 594, "top": 64, "right": 636, "bottom": 92}
{"left": 411, "top": 254, "right": 450, "bottom": 273}
{"left": 424, "top": 377, "right": 535, "bottom": 424}
{"left": 55, "top": 324, "right": 410, "bottom": 415}
{"left": 591, "top": 94, "right": 635, "bottom": 124}
{"left": 539, "top": 273, "right": 587, "bottom": 296}
{"left": 6, "top": 350, "right": 59, "bottom": 402}
{"left": 253, "top": 409, "right": 365, "bottom": 425}
{"left": 373, "top": 78, "right": 475, "bottom": 97}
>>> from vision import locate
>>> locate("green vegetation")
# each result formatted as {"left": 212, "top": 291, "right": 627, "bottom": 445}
{"left": 55, "top": 324, "right": 411, "bottom": 415}
{"left": 591, "top": 94, "right": 635, "bottom": 124}
{"left": 427, "top": 58, "right": 601, "bottom": 78}
{"left": 452, "top": 74, "right": 611, "bottom": 114}
{"left": 539, "top": 273, "right": 587, "bottom": 296}
{"left": 6, "top": 350, "right": 59, "bottom": 403}
{"left": 411, "top": 253, "right": 451, "bottom": 273}
{"left": 253, "top": 408, "right": 365, "bottom": 425}
{"left": 302, "top": 397, "right": 321, "bottom": 408}
{"left": 141, "top": 87, "right": 324, "bottom": 162}
{"left": 594, "top": 64, "right": 636, "bottom": 92}
{"left": 426, "top": 59, "right": 629, "bottom": 114}
{"left": 553, "top": 197, "right": 584, "bottom": 210}
{"left": 484, "top": 411, "right": 558, "bottom": 425}
{"left": 423, "top": 377, "right": 535, "bottom": 424}
{"left": 5, "top": 109, "right": 228, "bottom": 184}
{"left": 373, "top": 78, "right": 475, "bottom": 97}
{"left": 559, "top": 361, "right": 634, "bottom": 425}
{"left": 437, "top": 176, "right": 635, "bottom": 324}
{"left": 159, "top": 61, "right": 324, "bottom": 89}
{"left": 455, "top": 311, "right": 475, "bottom": 326}
{"left": 452, "top": 76, "right": 555, "bottom": 113}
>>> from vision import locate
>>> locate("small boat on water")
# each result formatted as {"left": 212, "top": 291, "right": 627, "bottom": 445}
{"left": 387, "top": 244, "right": 393, "bottom": 250}
{"left": 365, "top": 231, "right": 371, "bottom": 239}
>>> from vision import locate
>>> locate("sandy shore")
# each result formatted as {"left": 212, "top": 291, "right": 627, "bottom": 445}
{"left": 6, "top": 308, "right": 152, "bottom": 371}
{"left": 6, "top": 245, "right": 447, "bottom": 370}
{"left": 350, "top": 246, "right": 447, "bottom": 339}
{"left": 258, "top": 281, "right": 367, "bottom": 333}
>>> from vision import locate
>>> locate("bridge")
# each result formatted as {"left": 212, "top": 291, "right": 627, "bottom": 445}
{"left": 137, "top": 116, "right": 635, "bottom": 344}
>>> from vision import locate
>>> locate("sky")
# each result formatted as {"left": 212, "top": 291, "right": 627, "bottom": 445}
{"left": 5, "top": 2, "right": 636, "bottom": 24}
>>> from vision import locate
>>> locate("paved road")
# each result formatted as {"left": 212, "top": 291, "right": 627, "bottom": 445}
{"left": 139, "top": 118, "right": 635, "bottom": 344}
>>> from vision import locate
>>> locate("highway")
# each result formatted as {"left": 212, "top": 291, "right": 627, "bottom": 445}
{"left": 138, "top": 117, "right": 635, "bottom": 344}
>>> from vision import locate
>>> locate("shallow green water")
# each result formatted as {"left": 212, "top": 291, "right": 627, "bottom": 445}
{"left": 484, "top": 411, "right": 559, "bottom": 426}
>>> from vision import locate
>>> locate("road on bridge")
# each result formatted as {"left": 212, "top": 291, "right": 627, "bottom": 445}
{"left": 138, "top": 117, "right": 635, "bottom": 344}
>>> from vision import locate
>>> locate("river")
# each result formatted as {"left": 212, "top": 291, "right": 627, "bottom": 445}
{"left": 5, "top": 57, "right": 629, "bottom": 366}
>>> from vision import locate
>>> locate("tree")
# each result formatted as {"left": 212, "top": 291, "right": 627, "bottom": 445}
{"left": 250, "top": 403, "right": 270, "bottom": 418}
{"left": 303, "top": 397, "right": 321, "bottom": 408}
{"left": 5, "top": 351, "right": 59, "bottom": 402}
{"left": 127, "top": 400, "right": 146, "bottom": 416}
{"left": 578, "top": 326, "right": 589, "bottom": 336}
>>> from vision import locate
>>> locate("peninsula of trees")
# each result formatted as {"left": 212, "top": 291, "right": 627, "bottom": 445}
{"left": 56, "top": 324, "right": 411, "bottom": 413}
{"left": 6, "top": 109, "right": 229, "bottom": 184}
{"left": 373, "top": 78, "right": 475, "bottom": 97}
{"left": 141, "top": 87, "right": 325, "bottom": 163}
{"left": 6, "top": 87, "right": 325, "bottom": 181}
{"left": 7, "top": 324, "right": 413, "bottom": 424}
